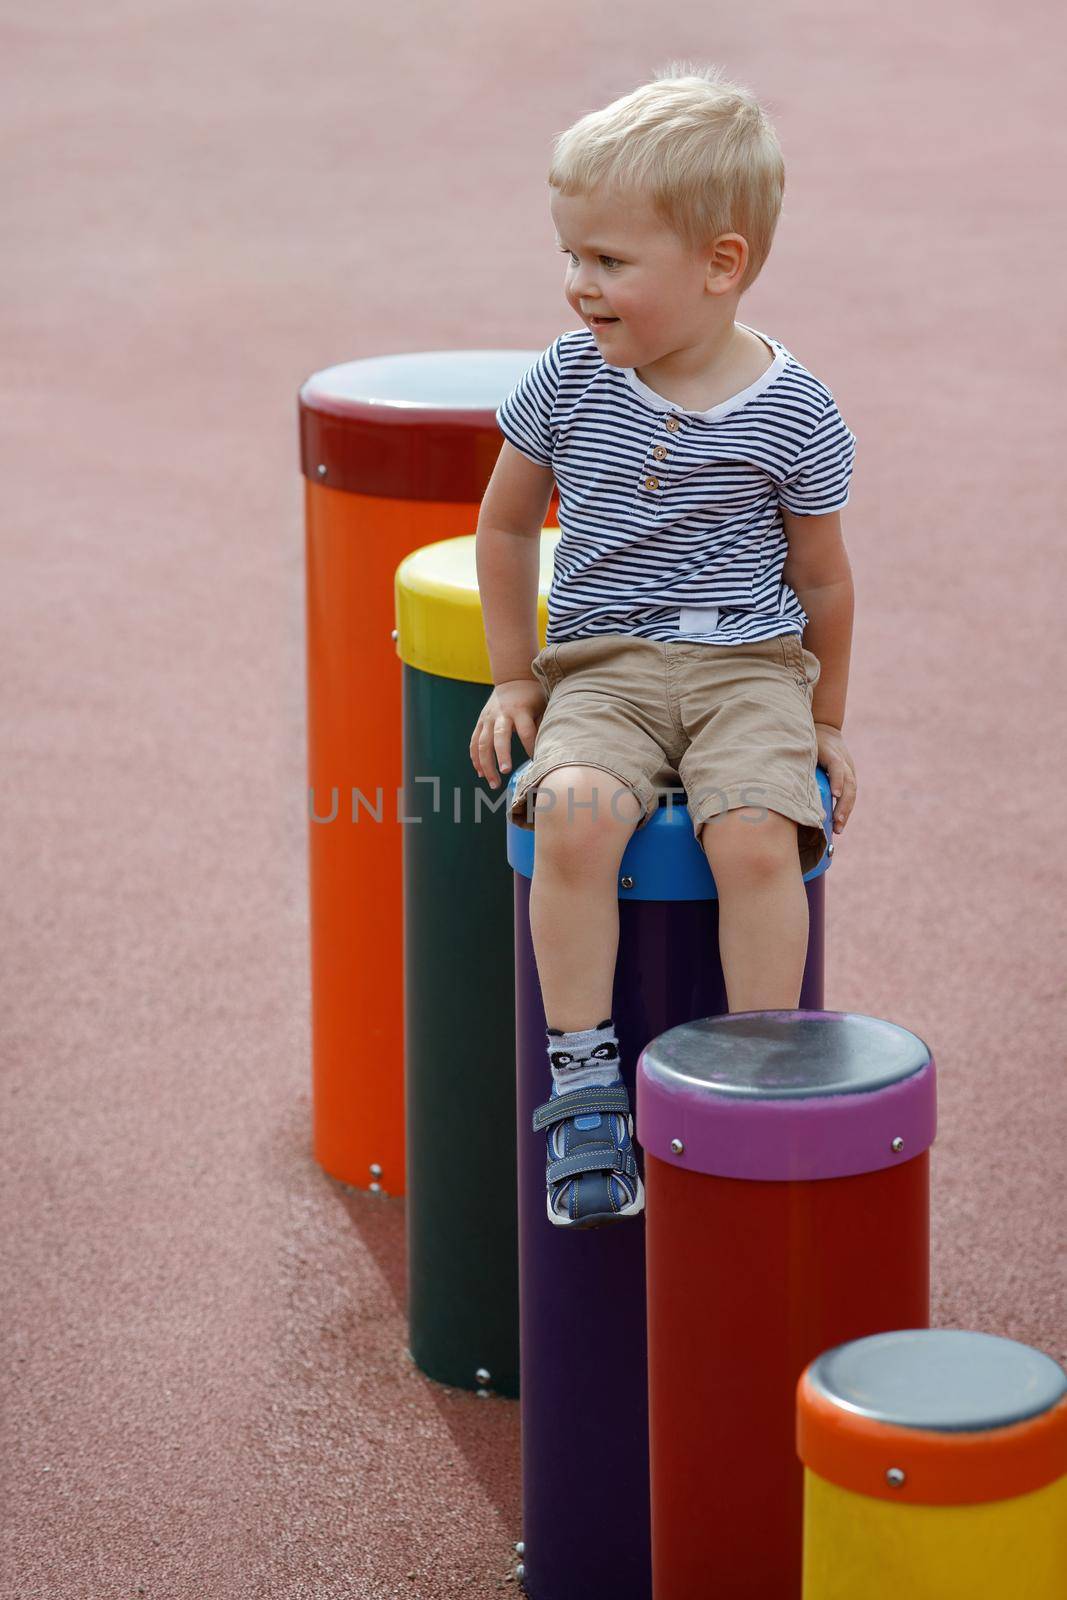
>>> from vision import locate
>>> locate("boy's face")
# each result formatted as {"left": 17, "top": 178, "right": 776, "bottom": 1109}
{"left": 549, "top": 186, "right": 746, "bottom": 366}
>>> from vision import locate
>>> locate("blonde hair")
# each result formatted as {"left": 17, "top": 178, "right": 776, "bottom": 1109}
{"left": 547, "top": 61, "right": 785, "bottom": 294}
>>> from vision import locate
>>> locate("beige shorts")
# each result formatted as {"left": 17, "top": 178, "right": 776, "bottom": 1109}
{"left": 509, "top": 631, "right": 828, "bottom": 877}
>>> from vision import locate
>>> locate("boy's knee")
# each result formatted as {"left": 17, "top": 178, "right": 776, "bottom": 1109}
{"left": 532, "top": 766, "right": 644, "bottom": 839}
{"left": 698, "top": 805, "right": 798, "bottom": 879}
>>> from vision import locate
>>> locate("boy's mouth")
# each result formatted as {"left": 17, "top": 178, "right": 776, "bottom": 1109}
{"left": 589, "top": 316, "right": 619, "bottom": 328}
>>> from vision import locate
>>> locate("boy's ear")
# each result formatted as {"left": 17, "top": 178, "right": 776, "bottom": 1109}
{"left": 705, "top": 233, "right": 749, "bottom": 290}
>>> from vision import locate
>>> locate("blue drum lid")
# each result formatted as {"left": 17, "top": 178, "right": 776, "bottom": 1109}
{"left": 809, "top": 1329, "right": 1067, "bottom": 1432}
{"left": 505, "top": 762, "right": 833, "bottom": 896}
{"left": 641, "top": 1011, "right": 931, "bottom": 1100}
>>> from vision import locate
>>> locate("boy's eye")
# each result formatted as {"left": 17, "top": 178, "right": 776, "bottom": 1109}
{"left": 558, "top": 247, "right": 622, "bottom": 270}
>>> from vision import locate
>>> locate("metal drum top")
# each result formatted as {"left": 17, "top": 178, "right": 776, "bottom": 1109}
{"left": 641, "top": 1011, "right": 931, "bottom": 1100}
{"left": 809, "top": 1330, "right": 1067, "bottom": 1433}
{"left": 301, "top": 349, "right": 550, "bottom": 412}
{"left": 299, "top": 349, "right": 552, "bottom": 498}
{"left": 636, "top": 1011, "right": 937, "bottom": 1182}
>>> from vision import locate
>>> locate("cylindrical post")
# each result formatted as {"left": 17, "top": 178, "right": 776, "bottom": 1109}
{"left": 396, "top": 534, "right": 557, "bottom": 1395}
{"left": 509, "top": 776, "right": 836, "bottom": 1600}
{"left": 298, "top": 351, "right": 556, "bottom": 1189}
{"left": 638, "top": 1010, "right": 937, "bottom": 1599}
{"left": 798, "top": 1329, "right": 1067, "bottom": 1598}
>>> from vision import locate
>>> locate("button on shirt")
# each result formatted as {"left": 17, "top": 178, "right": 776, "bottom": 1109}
{"left": 494, "top": 323, "right": 857, "bottom": 647}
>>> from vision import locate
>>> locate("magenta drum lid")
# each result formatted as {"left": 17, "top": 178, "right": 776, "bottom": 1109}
{"left": 636, "top": 1010, "right": 936, "bottom": 1182}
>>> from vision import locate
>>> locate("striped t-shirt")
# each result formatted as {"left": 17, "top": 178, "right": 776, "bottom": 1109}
{"left": 494, "top": 322, "right": 856, "bottom": 647}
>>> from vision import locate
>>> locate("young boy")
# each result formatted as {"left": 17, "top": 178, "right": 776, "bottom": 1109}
{"left": 470, "top": 64, "right": 858, "bottom": 1230}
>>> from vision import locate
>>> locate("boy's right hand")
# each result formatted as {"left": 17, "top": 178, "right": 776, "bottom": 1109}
{"left": 470, "top": 677, "right": 547, "bottom": 790}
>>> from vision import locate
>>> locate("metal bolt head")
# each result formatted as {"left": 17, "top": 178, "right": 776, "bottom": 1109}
{"left": 620, "top": 875, "right": 635, "bottom": 889}
{"left": 515, "top": 1565, "right": 525, "bottom": 1582}
{"left": 369, "top": 1162, "right": 383, "bottom": 1178}
{"left": 886, "top": 1466, "right": 906, "bottom": 1488}
{"left": 369, "top": 1181, "right": 381, "bottom": 1193}
{"left": 515, "top": 1542, "right": 525, "bottom": 1556}
{"left": 316, "top": 463, "right": 327, "bottom": 478}
{"left": 891, "top": 1136, "right": 905, "bottom": 1154}
{"left": 390, "top": 629, "right": 398, "bottom": 641}
{"left": 670, "top": 1137, "right": 684, "bottom": 1155}
{"left": 475, "top": 1367, "right": 491, "bottom": 1385}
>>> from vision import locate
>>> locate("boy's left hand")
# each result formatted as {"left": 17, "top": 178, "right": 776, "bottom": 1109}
{"left": 814, "top": 723, "right": 856, "bottom": 835}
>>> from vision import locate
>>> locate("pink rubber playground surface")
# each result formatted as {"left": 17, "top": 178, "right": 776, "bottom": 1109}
{"left": 3, "top": 3, "right": 1065, "bottom": 1595}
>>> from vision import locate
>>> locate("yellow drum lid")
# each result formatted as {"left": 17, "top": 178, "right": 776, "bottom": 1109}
{"left": 395, "top": 530, "right": 560, "bottom": 683}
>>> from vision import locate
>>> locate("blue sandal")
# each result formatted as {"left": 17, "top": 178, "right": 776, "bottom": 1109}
{"left": 532, "top": 1081, "right": 646, "bottom": 1229}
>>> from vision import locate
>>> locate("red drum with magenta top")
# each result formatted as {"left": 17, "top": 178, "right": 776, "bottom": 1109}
{"left": 637, "top": 1009, "right": 936, "bottom": 1600}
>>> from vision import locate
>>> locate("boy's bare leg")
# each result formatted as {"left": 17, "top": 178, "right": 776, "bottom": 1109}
{"left": 527, "top": 767, "right": 644, "bottom": 1030}
{"left": 699, "top": 807, "right": 809, "bottom": 1012}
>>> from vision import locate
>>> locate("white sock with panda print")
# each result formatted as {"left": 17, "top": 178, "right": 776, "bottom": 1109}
{"left": 546, "top": 1017, "right": 622, "bottom": 1095}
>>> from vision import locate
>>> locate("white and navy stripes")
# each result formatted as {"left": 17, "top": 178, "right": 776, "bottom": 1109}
{"left": 494, "top": 324, "right": 856, "bottom": 647}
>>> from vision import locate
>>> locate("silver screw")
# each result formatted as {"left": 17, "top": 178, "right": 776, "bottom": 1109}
{"left": 370, "top": 1162, "right": 383, "bottom": 1178}
{"left": 886, "top": 1467, "right": 906, "bottom": 1488}
{"left": 891, "top": 1137, "right": 904, "bottom": 1154}
{"left": 475, "top": 1367, "right": 491, "bottom": 1385}
{"left": 369, "top": 1181, "right": 381, "bottom": 1193}
{"left": 316, "top": 464, "right": 327, "bottom": 478}
{"left": 620, "top": 875, "right": 635, "bottom": 889}
{"left": 515, "top": 1542, "right": 525, "bottom": 1556}
{"left": 515, "top": 1565, "right": 525, "bottom": 1582}
{"left": 670, "top": 1137, "right": 684, "bottom": 1155}
{"left": 390, "top": 628, "right": 398, "bottom": 641}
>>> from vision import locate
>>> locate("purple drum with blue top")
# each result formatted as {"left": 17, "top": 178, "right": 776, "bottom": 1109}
{"left": 506, "top": 759, "right": 834, "bottom": 1600}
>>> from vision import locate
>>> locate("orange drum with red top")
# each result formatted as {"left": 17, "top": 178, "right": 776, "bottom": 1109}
{"left": 299, "top": 350, "right": 558, "bottom": 1189}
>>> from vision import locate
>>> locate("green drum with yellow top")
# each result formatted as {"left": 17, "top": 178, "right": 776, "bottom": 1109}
{"left": 395, "top": 530, "right": 559, "bottom": 1397}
